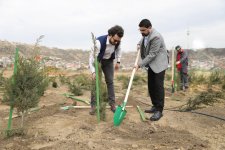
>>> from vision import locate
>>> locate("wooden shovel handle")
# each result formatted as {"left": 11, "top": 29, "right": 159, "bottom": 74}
{"left": 123, "top": 48, "right": 140, "bottom": 106}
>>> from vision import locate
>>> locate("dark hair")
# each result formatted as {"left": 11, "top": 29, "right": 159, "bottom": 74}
{"left": 139, "top": 19, "right": 152, "bottom": 28}
{"left": 175, "top": 45, "right": 181, "bottom": 50}
{"left": 108, "top": 25, "right": 124, "bottom": 37}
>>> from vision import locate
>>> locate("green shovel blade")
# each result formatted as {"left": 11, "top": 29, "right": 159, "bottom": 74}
{"left": 113, "top": 105, "right": 127, "bottom": 126}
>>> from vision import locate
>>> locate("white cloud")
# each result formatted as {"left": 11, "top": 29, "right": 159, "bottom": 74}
{"left": 164, "top": 20, "right": 225, "bottom": 50}
{"left": 0, "top": 0, "right": 225, "bottom": 51}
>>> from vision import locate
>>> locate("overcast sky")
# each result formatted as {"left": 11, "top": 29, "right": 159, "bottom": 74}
{"left": 0, "top": 0, "right": 225, "bottom": 51}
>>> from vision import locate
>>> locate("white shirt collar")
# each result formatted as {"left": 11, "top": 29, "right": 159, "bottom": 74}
{"left": 106, "top": 36, "right": 110, "bottom": 45}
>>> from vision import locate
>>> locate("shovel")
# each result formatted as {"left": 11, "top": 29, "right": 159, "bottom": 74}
{"left": 113, "top": 48, "right": 140, "bottom": 126}
{"left": 171, "top": 47, "right": 175, "bottom": 93}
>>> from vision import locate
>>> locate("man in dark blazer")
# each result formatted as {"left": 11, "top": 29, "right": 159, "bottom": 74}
{"left": 135, "top": 19, "right": 168, "bottom": 121}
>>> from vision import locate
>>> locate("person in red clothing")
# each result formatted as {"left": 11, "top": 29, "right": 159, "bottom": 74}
{"left": 175, "top": 45, "right": 189, "bottom": 91}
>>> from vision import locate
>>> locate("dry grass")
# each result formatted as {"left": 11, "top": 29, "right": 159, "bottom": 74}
{"left": 181, "top": 89, "right": 224, "bottom": 111}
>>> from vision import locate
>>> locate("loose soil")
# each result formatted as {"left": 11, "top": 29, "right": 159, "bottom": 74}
{"left": 0, "top": 71, "right": 225, "bottom": 150}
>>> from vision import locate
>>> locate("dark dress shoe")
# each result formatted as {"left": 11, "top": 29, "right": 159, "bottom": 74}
{"left": 89, "top": 106, "right": 96, "bottom": 115}
{"left": 145, "top": 106, "right": 157, "bottom": 113}
{"left": 110, "top": 104, "right": 116, "bottom": 113}
{"left": 150, "top": 111, "right": 163, "bottom": 121}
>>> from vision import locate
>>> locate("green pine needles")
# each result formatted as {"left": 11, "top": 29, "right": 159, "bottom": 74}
{"left": 3, "top": 57, "right": 48, "bottom": 128}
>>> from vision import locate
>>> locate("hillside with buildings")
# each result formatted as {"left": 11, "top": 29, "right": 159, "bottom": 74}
{"left": 0, "top": 40, "right": 225, "bottom": 70}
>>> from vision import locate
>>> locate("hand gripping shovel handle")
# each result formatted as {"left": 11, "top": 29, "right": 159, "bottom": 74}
{"left": 122, "top": 48, "right": 140, "bottom": 110}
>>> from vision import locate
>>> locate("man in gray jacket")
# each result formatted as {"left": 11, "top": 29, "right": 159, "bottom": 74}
{"left": 135, "top": 19, "right": 168, "bottom": 121}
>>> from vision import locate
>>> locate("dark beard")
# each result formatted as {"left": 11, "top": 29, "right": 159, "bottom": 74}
{"left": 142, "top": 33, "right": 149, "bottom": 37}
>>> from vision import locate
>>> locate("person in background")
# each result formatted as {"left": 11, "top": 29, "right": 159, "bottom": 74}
{"left": 175, "top": 45, "right": 189, "bottom": 91}
{"left": 134, "top": 19, "right": 168, "bottom": 121}
{"left": 89, "top": 25, "right": 124, "bottom": 115}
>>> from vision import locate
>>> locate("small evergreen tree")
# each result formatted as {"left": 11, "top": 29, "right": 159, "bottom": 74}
{"left": 0, "top": 70, "right": 5, "bottom": 95}
{"left": 2, "top": 36, "right": 48, "bottom": 130}
{"left": 3, "top": 57, "right": 48, "bottom": 128}
{"left": 68, "top": 80, "right": 83, "bottom": 96}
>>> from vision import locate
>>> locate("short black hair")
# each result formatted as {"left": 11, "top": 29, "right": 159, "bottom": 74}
{"left": 108, "top": 25, "right": 124, "bottom": 37}
{"left": 139, "top": 19, "right": 152, "bottom": 28}
{"left": 175, "top": 45, "right": 181, "bottom": 50}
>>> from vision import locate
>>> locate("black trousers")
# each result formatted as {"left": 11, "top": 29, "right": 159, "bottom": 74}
{"left": 148, "top": 67, "right": 165, "bottom": 112}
